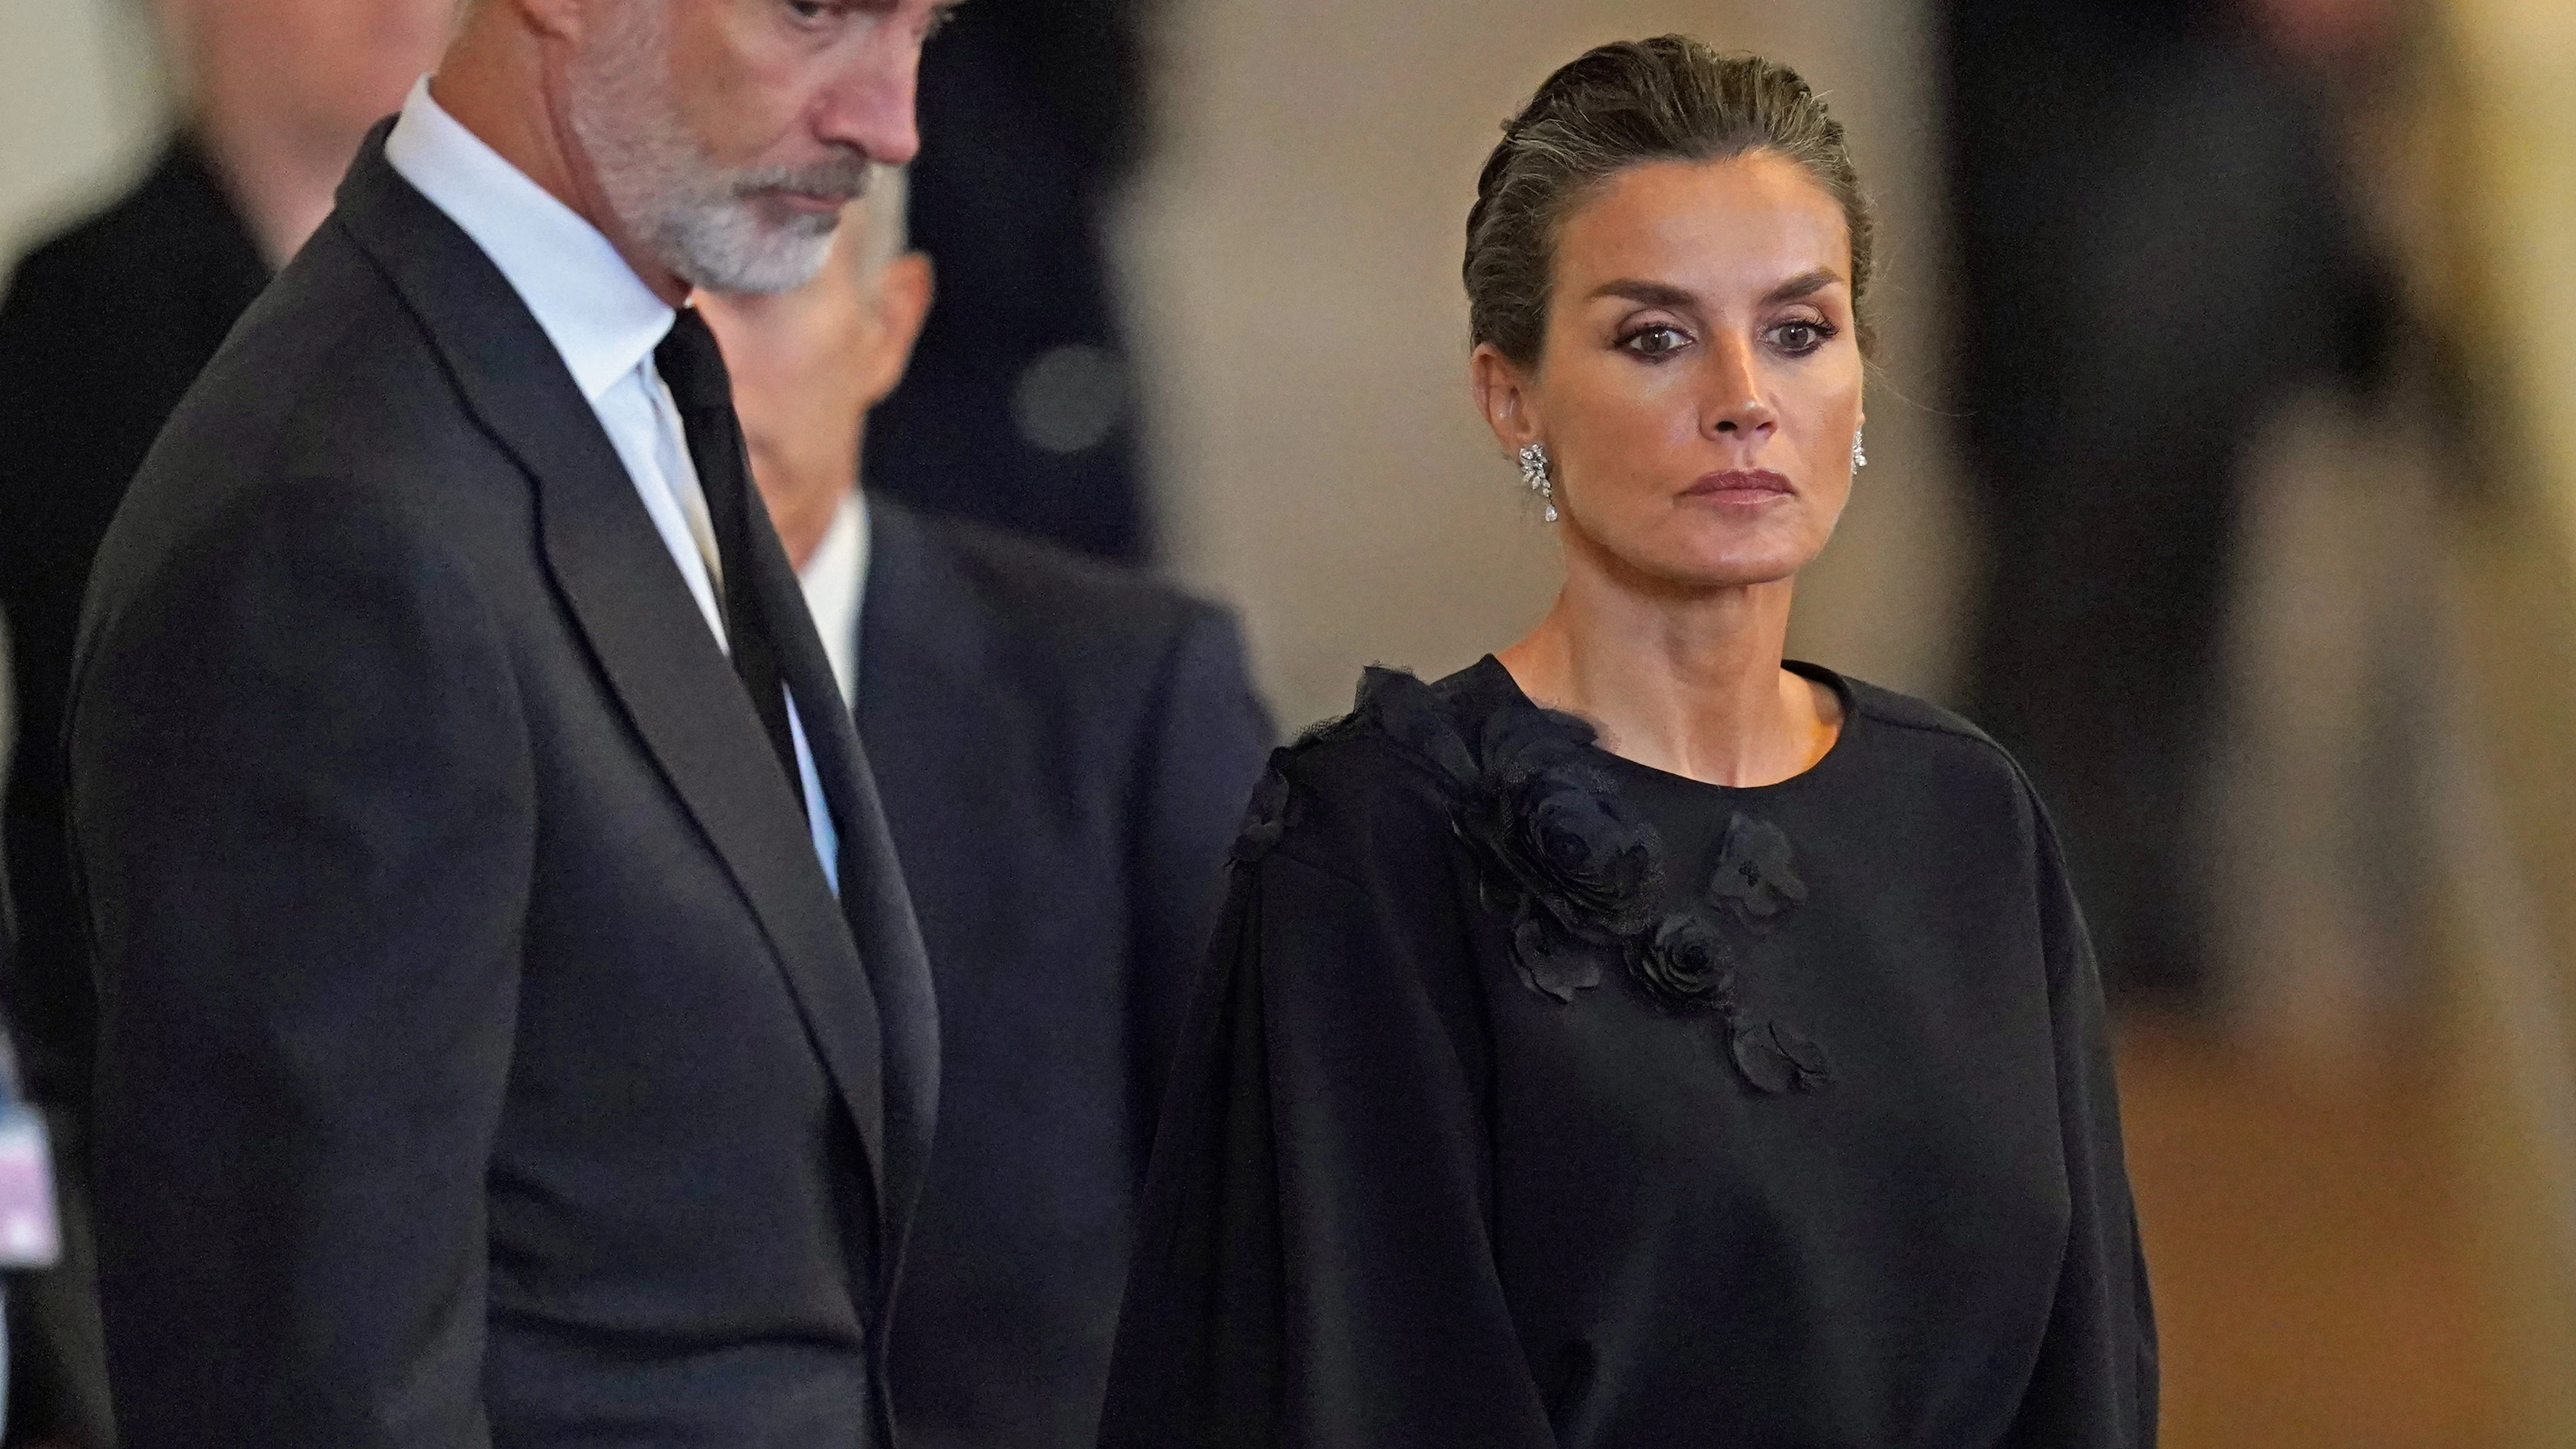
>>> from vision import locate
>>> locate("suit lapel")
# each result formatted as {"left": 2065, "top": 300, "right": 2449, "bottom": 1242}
{"left": 742, "top": 488, "right": 941, "bottom": 1298}
{"left": 329, "top": 130, "right": 905, "bottom": 1246}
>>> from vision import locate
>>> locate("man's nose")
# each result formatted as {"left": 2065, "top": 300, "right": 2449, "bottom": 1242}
{"left": 813, "top": 39, "right": 923, "bottom": 168}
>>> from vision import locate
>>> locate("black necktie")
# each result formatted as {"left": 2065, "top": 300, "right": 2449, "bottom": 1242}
{"left": 654, "top": 306, "right": 805, "bottom": 805}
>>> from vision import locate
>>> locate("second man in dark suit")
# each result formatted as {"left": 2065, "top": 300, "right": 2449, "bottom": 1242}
{"left": 699, "top": 168, "right": 1273, "bottom": 1449}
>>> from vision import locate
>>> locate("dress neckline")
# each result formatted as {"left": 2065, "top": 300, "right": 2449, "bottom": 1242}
{"left": 1461, "top": 654, "right": 1860, "bottom": 797}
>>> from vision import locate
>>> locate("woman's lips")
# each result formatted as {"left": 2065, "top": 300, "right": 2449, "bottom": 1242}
{"left": 1683, "top": 469, "right": 1793, "bottom": 503}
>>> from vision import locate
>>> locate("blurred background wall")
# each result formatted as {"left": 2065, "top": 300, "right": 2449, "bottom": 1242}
{"left": 4, "top": 1, "right": 2575, "bottom": 1446}
{"left": 0, "top": 4, "right": 160, "bottom": 249}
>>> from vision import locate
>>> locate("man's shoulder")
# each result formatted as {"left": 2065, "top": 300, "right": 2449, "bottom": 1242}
{"left": 147, "top": 228, "right": 441, "bottom": 470}
{"left": 94, "top": 222, "right": 512, "bottom": 613}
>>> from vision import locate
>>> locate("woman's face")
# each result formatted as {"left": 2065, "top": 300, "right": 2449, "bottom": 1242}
{"left": 1479, "top": 152, "right": 1863, "bottom": 591}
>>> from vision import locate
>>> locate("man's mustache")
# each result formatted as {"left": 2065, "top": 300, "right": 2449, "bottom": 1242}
{"left": 730, "top": 154, "right": 874, "bottom": 204}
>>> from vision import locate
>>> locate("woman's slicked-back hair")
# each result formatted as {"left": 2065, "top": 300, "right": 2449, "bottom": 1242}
{"left": 1465, "top": 38, "right": 1875, "bottom": 367}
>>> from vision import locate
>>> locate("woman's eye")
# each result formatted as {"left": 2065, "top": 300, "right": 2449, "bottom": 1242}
{"left": 1621, "top": 325, "right": 1690, "bottom": 360}
{"left": 1767, "top": 319, "right": 1836, "bottom": 356}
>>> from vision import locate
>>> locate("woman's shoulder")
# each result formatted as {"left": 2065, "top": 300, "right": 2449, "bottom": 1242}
{"left": 1229, "top": 658, "right": 1585, "bottom": 881}
{"left": 1816, "top": 667, "right": 2050, "bottom": 843}
{"left": 1828, "top": 671, "right": 2023, "bottom": 780}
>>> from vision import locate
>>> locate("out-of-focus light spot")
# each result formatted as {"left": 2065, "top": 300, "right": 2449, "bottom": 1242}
{"left": 1012, "top": 343, "right": 1128, "bottom": 455}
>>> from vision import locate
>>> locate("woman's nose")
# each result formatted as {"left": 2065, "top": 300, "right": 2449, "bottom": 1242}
{"left": 1705, "top": 336, "right": 1778, "bottom": 440}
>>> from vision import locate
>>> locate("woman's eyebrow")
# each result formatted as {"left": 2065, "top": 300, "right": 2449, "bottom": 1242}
{"left": 1762, "top": 268, "right": 1846, "bottom": 304}
{"left": 1587, "top": 270, "right": 1846, "bottom": 309}
{"left": 1587, "top": 279, "right": 1697, "bottom": 309}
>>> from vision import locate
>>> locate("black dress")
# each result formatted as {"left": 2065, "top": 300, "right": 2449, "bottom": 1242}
{"left": 1098, "top": 657, "right": 2156, "bottom": 1448}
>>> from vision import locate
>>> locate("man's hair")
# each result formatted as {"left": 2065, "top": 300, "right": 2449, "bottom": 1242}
{"left": 850, "top": 162, "right": 911, "bottom": 282}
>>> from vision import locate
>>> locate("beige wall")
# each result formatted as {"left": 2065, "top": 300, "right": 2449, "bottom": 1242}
{"left": 1118, "top": 0, "right": 1965, "bottom": 729}
{"left": 0, "top": 0, "right": 162, "bottom": 257}
{"left": 2425, "top": 1, "right": 2576, "bottom": 1438}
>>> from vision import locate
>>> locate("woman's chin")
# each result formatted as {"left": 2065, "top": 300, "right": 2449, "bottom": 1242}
{"left": 1605, "top": 540, "right": 1819, "bottom": 594}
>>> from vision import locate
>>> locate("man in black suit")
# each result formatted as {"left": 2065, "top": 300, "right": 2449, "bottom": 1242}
{"left": 699, "top": 170, "right": 1272, "bottom": 1449}
{"left": 67, "top": 1, "right": 955, "bottom": 1443}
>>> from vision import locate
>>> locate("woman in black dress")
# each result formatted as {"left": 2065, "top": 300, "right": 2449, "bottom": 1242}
{"left": 1099, "top": 38, "right": 2155, "bottom": 1449}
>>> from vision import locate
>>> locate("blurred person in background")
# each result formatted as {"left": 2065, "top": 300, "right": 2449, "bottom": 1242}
{"left": 0, "top": 2, "right": 454, "bottom": 1441}
{"left": 862, "top": 0, "right": 1158, "bottom": 561}
{"left": 697, "top": 165, "right": 1272, "bottom": 1449}
{"left": 1945, "top": 0, "right": 2398, "bottom": 1009}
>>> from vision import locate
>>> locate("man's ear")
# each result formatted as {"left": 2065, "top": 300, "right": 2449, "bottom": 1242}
{"left": 1470, "top": 342, "right": 1540, "bottom": 456}
{"left": 855, "top": 251, "right": 935, "bottom": 411}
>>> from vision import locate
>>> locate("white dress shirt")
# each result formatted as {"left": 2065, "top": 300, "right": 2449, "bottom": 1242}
{"left": 797, "top": 492, "right": 871, "bottom": 711}
{"left": 385, "top": 79, "right": 840, "bottom": 891}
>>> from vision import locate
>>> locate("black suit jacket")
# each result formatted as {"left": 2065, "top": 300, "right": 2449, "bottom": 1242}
{"left": 857, "top": 500, "right": 1270, "bottom": 1449}
{"left": 0, "top": 140, "right": 269, "bottom": 1116}
{"left": 67, "top": 129, "right": 937, "bottom": 1448}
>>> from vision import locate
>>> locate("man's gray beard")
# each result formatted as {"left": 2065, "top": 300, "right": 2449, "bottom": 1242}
{"left": 565, "top": 2, "right": 867, "bottom": 294}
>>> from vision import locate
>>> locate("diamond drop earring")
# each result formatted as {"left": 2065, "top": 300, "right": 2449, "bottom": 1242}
{"left": 1852, "top": 429, "right": 1868, "bottom": 471}
{"left": 1519, "top": 442, "right": 1558, "bottom": 523}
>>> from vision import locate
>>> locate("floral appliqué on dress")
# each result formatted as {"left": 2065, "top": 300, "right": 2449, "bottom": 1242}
{"left": 1326, "top": 667, "right": 1835, "bottom": 1094}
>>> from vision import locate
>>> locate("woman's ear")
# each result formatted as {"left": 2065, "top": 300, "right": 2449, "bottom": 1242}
{"left": 1470, "top": 342, "right": 1540, "bottom": 455}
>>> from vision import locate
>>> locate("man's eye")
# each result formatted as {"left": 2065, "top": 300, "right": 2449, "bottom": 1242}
{"left": 786, "top": 0, "right": 831, "bottom": 21}
{"left": 1621, "top": 325, "right": 1689, "bottom": 360}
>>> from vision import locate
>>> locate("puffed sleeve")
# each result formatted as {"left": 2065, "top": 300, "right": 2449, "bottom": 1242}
{"left": 2004, "top": 792, "right": 2160, "bottom": 1446}
{"left": 1097, "top": 750, "right": 1558, "bottom": 1449}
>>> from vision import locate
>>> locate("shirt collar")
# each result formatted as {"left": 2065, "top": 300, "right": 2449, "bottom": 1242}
{"left": 383, "top": 77, "right": 675, "bottom": 403}
{"left": 797, "top": 491, "right": 871, "bottom": 710}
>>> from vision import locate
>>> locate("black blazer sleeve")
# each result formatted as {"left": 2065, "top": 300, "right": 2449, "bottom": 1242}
{"left": 1124, "top": 603, "right": 1273, "bottom": 1128}
{"left": 71, "top": 472, "right": 532, "bottom": 1448}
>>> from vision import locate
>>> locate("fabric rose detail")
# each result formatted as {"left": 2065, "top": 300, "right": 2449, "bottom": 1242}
{"left": 1627, "top": 911, "right": 1736, "bottom": 1012}
{"left": 1706, "top": 811, "right": 1806, "bottom": 931}
{"left": 1511, "top": 918, "right": 1606, "bottom": 1004}
{"left": 1357, "top": 669, "right": 1663, "bottom": 1004}
{"left": 1462, "top": 753, "right": 1662, "bottom": 938}
{"left": 1228, "top": 754, "right": 1301, "bottom": 867}
{"left": 1729, "top": 1019, "right": 1833, "bottom": 1094}
{"left": 1455, "top": 713, "right": 1663, "bottom": 1001}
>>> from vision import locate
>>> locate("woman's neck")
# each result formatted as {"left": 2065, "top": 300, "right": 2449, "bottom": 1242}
{"left": 1496, "top": 549, "right": 1840, "bottom": 789}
